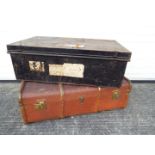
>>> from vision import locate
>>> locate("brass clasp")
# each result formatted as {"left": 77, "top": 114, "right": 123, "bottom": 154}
{"left": 35, "top": 100, "right": 46, "bottom": 110}
{"left": 112, "top": 90, "right": 120, "bottom": 100}
{"left": 79, "top": 96, "right": 85, "bottom": 104}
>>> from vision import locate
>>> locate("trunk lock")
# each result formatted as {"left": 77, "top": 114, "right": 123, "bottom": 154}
{"left": 35, "top": 100, "right": 46, "bottom": 110}
{"left": 112, "top": 90, "right": 120, "bottom": 100}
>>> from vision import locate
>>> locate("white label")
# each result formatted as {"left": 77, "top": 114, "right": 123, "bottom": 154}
{"left": 49, "top": 63, "right": 84, "bottom": 78}
{"left": 49, "top": 64, "right": 64, "bottom": 76}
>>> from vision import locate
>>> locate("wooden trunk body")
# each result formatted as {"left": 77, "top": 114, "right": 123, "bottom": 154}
{"left": 19, "top": 77, "right": 132, "bottom": 123}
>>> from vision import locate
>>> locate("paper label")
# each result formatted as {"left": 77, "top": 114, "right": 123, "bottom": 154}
{"left": 29, "top": 61, "right": 45, "bottom": 72}
{"left": 49, "top": 63, "right": 84, "bottom": 78}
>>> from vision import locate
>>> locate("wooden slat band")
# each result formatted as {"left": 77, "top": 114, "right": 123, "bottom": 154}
{"left": 59, "top": 83, "right": 64, "bottom": 118}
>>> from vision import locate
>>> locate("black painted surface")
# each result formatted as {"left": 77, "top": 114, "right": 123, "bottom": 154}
{"left": 7, "top": 36, "right": 131, "bottom": 87}
{"left": 11, "top": 54, "right": 127, "bottom": 87}
{"left": 7, "top": 36, "right": 131, "bottom": 55}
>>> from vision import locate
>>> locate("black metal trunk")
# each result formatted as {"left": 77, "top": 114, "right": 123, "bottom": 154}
{"left": 7, "top": 36, "right": 131, "bottom": 87}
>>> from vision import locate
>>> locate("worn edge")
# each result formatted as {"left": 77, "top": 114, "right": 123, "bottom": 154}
{"left": 18, "top": 80, "right": 28, "bottom": 124}
{"left": 122, "top": 77, "right": 132, "bottom": 108}
{"left": 124, "top": 76, "right": 132, "bottom": 93}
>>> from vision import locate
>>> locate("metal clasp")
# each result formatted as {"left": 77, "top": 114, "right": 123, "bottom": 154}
{"left": 35, "top": 100, "right": 46, "bottom": 110}
{"left": 79, "top": 96, "right": 85, "bottom": 104}
{"left": 112, "top": 90, "right": 120, "bottom": 100}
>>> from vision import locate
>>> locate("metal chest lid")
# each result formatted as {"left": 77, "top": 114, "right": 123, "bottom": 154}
{"left": 7, "top": 36, "right": 131, "bottom": 61}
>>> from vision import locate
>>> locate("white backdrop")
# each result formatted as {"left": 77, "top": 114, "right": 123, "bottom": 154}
{"left": 0, "top": 0, "right": 155, "bottom": 80}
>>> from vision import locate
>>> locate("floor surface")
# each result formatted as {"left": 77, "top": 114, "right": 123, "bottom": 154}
{"left": 0, "top": 82, "right": 155, "bottom": 135}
